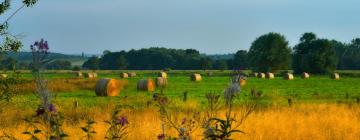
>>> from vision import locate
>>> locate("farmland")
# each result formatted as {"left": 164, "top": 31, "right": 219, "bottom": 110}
{"left": 1, "top": 70, "right": 360, "bottom": 139}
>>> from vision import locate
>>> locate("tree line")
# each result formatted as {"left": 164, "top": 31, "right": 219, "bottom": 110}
{"left": 82, "top": 32, "right": 359, "bottom": 74}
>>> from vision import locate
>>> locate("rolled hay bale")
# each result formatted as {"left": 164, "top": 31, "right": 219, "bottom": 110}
{"left": 252, "top": 72, "right": 258, "bottom": 77}
{"left": 257, "top": 73, "right": 265, "bottom": 79}
{"left": 120, "top": 73, "right": 129, "bottom": 78}
{"left": 302, "top": 72, "right": 310, "bottom": 79}
{"left": 84, "top": 72, "right": 95, "bottom": 78}
{"left": 331, "top": 73, "right": 340, "bottom": 80}
{"left": 128, "top": 72, "right": 136, "bottom": 77}
{"left": 92, "top": 72, "right": 98, "bottom": 78}
{"left": 191, "top": 73, "right": 202, "bottom": 82}
{"left": 158, "top": 72, "right": 167, "bottom": 78}
{"left": 239, "top": 78, "right": 246, "bottom": 87}
{"left": 76, "top": 72, "right": 83, "bottom": 78}
{"left": 95, "top": 78, "right": 121, "bottom": 96}
{"left": 284, "top": 73, "right": 294, "bottom": 80}
{"left": 156, "top": 77, "right": 168, "bottom": 87}
{"left": 0, "top": 74, "right": 7, "bottom": 79}
{"left": 137, "top": 79, "right": 155, "bottom": 92}
{"left": 266, "top": 73, "right": 275, "bottom": 79}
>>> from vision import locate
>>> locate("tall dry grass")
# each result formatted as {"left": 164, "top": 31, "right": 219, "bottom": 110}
{"left": 1, "top": 103, "right": 360, "bottom": 139}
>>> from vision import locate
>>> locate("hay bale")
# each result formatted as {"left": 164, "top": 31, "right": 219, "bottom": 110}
{"left": 92, "top": 72, "right": 98, "bottom": 78}
{"left": 158, "top": 72, "right": 167, "bottom": 78}
{"left": 76, "top": 72, "right": 83, "bottom": 78}
{"left": 252, "top": 72, "right": 258, "bottom": 77}
{"left": 302, "top": 72, "right": 310, "bottom": 79}
{"left": 84, "top": 72, "right": 95, "bottom": 78}
{"left": 95, "top": 78, "right": 121, "bottom": 96}
{"left": 137, "top": 79, "right": 155, "bottom": 92}
{"left": 331, "top": 73, "right": 340, "bottom": 80}
{"left": 128, "top": 72, "right": 136, "bottom": 77}
{"left": 191, "top": 73, "right": 202, "bottom": 82}
{"left": 257, "top": 73, "right": 265, "bottom": 79}
{"left": 156, "top": 77, "right": 168, "bottom": 87}
{"left": 266, "top": 73, "right": 275, "bottom": 79}
{"left": 239, "top": 78, "right": 246, "bottom": 87}
{"left": 120, "top": 73, "right": 129, "bottom": 78}
{"left": 284, "top": 73, "right": 294, "bottom": 80}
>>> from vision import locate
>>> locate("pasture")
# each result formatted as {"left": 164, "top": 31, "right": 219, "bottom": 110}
{"left": 1, "top": 70, "right": 360, "bottom": 139}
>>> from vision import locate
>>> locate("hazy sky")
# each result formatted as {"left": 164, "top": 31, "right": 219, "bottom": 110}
{"left": 2, "top": 0, "right": 360, "bottom": 54}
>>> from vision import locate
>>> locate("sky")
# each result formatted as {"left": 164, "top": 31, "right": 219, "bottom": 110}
{"left": 1, "top": 0, "right": 360, "bottom": 55}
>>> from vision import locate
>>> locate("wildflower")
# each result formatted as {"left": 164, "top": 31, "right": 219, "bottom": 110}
{"left": 157, "top": 133, "right": 165, "bottom": 140}
{"left": 114, "top": 116, "right": 128, "bottom": 126}
{"left": 49, "top": 104, "right": 57, "bottom": 113}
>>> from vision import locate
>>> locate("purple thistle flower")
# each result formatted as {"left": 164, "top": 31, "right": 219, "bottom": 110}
{"left": 157, "top": 134, "right": 165, "bottom": 140}
{"left": 49, "top": 104, "right": 57, "bottom": 113}
{"left": 114, "top": 116, "right": 128, "bottom": 126}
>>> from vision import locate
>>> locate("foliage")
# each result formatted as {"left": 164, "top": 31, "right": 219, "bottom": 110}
{"left": 248, "top": 32, "right": 292, "bottom": 72}
{"left": 232, "top": 50, "right": 248, "bottom": 70}
{"left": 293, "top": 32, "right": 337, "bottom": 74}
{"left": 104, "top": 109, "right": 129, "bottom": 139}
{"left": 82, "top": 56, "right": 99, "bottom": 70}
{"left": 81, "top": 119, "right": 97, "bottom": 140}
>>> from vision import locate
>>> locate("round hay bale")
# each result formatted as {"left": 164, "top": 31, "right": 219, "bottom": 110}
{"left": 302, "top": 72, "right": 310, "bottom": 79}
{"left": 76, "top": 72, "right": 83, "bottom": 78}
{"left": 191, "top": 73, "right": 202, "bottom": 82}
{"left": 128, "top": 72, "right": 136, "bottom": 77}
{"left": 0, "top": 74, "right": 7, "bottom": 79}
{"left": 252, "top": 72, "right": 258, "bottom": 77}
{"left": 331, "top": 73, "right": 340, "bottom": 80}
{"left": 156, "top": 77, "right": 168, "bottom": 87}
{"left": 95, "top": 78, "right": 121, "bottom": 96}
{"left": 84, "top": 72, "right": 95, "bottom": 78}
{"left": 137, "top": 79, "right": 155, "bottom": 92}
{"left": 158, "top": 72, "right": 167, "bottom": 78}
{"left": 92, "top": 72, "right": 98, "bottom": 78}
{"left": 266, "top": 73, "right": 275, "bottom": 79}
{"left": 120, "top": 73, "right": 129, "bottom": 78}
{"left": 284, "top": 73, "right": 294, "bottom": 80}
{"left": 239, "top": 78, "right": 246, "bottom": 87}
{"left": 257, "top": 73, "right": 265, "bottom": 79}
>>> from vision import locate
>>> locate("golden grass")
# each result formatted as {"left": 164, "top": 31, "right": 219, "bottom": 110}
{"left": 1, "top": 103, "right": 360, "bottom": 139}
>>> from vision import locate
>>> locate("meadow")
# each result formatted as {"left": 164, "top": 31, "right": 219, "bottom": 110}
{"left": 1, "top": 70, "right": 360, "bottom": 139}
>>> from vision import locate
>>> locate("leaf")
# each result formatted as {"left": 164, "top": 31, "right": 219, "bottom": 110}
{"left": 81, "top": 127, "right": 88, "bottom": 132}
{"left": 33, "top": 129, "right": 41, "bottom": 134}
{"left": 60, "top": 133, "right": 69, "bottom": 138}
{"left": 22, "top": 132, "right": 31, "bottom": 135}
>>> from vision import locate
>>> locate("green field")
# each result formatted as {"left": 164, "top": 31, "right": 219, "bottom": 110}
{"left": 9, "top": 70, "right": 360, "bottom": 110}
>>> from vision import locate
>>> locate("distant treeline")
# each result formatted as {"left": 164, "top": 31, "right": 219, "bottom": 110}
{"left": 82, "top": 32, "right": 360, "bottom": 74}
{"left": 1, "top": 32, "right": 359, "bottom": 74}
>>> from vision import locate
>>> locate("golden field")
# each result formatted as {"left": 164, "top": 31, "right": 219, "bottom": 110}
{"left": 1, "top": 103, "right": 360, "bottom": 140}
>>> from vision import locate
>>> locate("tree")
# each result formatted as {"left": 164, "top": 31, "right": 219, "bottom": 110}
{"left": 248, "top": 32, "right": 292, "bottom": 72}
{"left": 214, "top": 60, "right": 228, "bottom": 70}
{"left": 293, "top": 33, "right": 337, "bottom": 74}
{"left": 232, "top": 50, "right": 248, "bottom": 70}
{"left": 200, "top": 57, "right": 213, "bottom": 70}
{"left": 116, "top": 55, "right": 128, "bottom": 70}
{"left": 82, "top": 56, "right": 100, "bottom": 70}
{"left": 1, "top": 0, "right": 38, "bottom": 53}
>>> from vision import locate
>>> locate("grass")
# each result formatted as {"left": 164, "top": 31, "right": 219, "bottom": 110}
{"left": 2, "top": 70, "right": 360, "bottom": 139}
